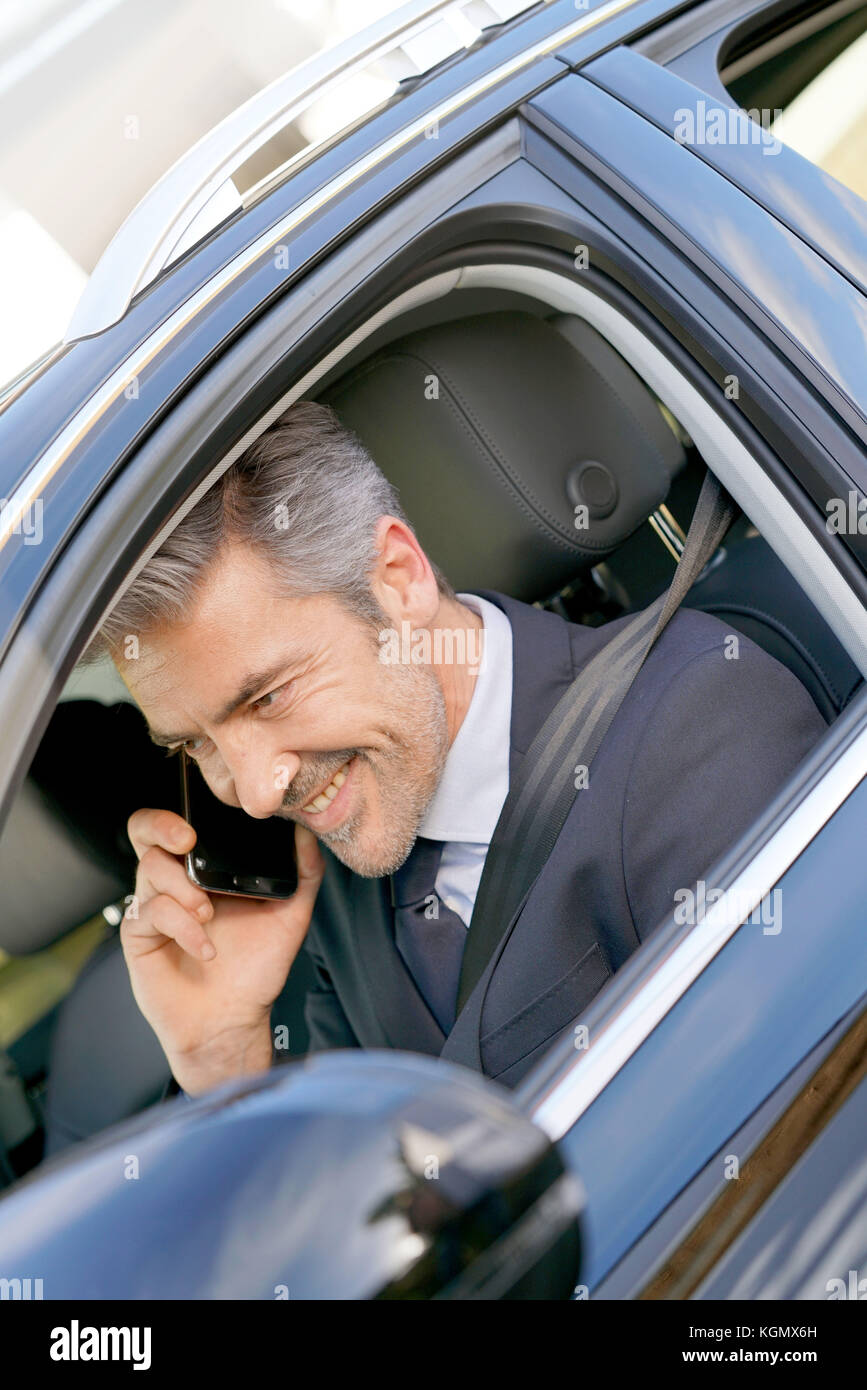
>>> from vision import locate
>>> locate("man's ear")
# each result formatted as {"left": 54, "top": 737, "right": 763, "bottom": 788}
{"left": 370, "top": 516, "right": 440, "bottom": 624}
{"left": 113, "top": 655, "right": 139, "bottom": 704}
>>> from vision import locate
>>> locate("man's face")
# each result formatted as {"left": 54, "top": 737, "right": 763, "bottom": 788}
{"left": 120, "top": 542, "right": 450, "bottom": 877}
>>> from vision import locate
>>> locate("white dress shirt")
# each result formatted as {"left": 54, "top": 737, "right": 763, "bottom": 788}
{"left": 416, "top": 593, "right": 513, "bottom": 927}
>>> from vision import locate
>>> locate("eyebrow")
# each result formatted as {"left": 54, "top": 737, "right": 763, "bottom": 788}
{"left": 146, "top": 655, "right": 305, "bottom": 748}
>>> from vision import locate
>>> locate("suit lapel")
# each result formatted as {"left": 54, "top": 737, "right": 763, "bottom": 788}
{"left": 442, "top": 591, "right": 578, "bottom": 1072}
{"left": 350, "top": 871, "right": 447, "bottom": 1056}
{"left": 439, "top": 887, "right": 531, "bottom": 1071}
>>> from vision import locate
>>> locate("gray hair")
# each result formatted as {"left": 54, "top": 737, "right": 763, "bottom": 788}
{"left": 83, "top": 400, "right": 454, "bottom": 663}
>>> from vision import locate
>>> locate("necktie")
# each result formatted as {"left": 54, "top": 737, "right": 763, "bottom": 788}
{"left": 391, "top": 836, "right": 468, "bottom": 1034}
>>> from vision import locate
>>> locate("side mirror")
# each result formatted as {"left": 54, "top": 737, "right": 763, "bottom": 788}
{"left": 0, "top": 1052, "right": 582, "bottom": 1299}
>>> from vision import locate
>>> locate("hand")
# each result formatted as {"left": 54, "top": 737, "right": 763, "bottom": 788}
{"left": 121, "top": 808, "right": 324, "bottom": 1095}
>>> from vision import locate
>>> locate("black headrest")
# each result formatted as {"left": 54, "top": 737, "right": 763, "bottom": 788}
{"left": 321, "top": 311, "right": 684, "bottom": 600}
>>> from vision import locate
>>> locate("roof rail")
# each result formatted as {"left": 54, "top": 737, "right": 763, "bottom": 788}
{"left": 65, "top": 0, "right": 541, "bottom": 342}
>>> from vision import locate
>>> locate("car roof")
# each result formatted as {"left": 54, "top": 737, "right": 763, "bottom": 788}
{"left": 63, "top": 0, "right": 651, "bottom": 341}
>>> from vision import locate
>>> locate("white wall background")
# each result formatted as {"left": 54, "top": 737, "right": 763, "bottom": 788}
{"left": 0, "top": 0, "right": 410, "bottom": 386}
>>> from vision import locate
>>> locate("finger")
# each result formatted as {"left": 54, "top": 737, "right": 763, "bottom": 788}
{"left": 295, "top": 822, "right": 325, "bottom": 881}
{"left": 122, "top": 892, "right": 216, "bottom": 961}
{"left": 127, "top": 808, "right": 196, "bottom": 862}
{"left": 288, "top": 823, "right": 325, "bottom": 914}
{"left": 137, "top": 845, "right": 214, "bottom": 923}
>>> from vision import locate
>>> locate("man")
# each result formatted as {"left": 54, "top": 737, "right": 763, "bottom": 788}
{"left": 98, "top": 402, "right": 824, "bottom": 1096}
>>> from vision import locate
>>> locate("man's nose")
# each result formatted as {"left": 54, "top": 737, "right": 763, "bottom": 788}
{"left": 231, "top": 751, "right": 301, "bottom": 819}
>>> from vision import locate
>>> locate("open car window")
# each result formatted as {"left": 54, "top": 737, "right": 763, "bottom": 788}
{"left": 1, "top": 262, "right": 863, "bottom": 1188}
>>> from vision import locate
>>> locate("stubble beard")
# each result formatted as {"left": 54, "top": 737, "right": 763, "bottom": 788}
{"left": 283, "top": 660, "right": 450, "bottom": 879}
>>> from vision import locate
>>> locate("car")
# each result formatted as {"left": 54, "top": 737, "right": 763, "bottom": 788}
{"left": 0, "top": 0, "right": 866, "bottom": 1304}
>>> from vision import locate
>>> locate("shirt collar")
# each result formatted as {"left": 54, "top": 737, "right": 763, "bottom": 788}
{"left": 417, "top": 593, "right": 513, "bottom": 844}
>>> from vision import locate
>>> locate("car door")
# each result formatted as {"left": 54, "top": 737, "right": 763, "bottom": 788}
{"left": 519, "top": 724, "right": 867, "bottom": 1291}
{"left": 507, "top": 0, "right": 867, "bottom": 1292}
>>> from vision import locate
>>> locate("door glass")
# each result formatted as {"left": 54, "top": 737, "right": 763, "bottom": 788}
{"left": 722, "top": 8, "right": 867, "bottom": 201}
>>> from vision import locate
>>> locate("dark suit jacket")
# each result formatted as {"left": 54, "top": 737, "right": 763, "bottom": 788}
{"left": 301, "top": 591, "right": 826, "bottom": 1087}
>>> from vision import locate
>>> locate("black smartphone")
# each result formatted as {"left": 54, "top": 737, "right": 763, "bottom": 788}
{"left": 179, "top": 749, "right": 298, "bottom": 899}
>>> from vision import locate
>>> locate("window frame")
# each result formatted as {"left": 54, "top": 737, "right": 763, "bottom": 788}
{"left": 1, "top": 126, "right": 865, "bottom": 1218}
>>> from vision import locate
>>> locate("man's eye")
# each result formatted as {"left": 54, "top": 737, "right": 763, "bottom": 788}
{"left": 253, "top": 682, "right": 292, "bottom": 712}
{"left": 165, "top": 737, "right": 207, "bottom": 759}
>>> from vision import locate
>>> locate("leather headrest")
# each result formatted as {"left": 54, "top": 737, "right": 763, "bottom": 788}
{"left": 321, "top": 311, "right": 683, "bottom": 600}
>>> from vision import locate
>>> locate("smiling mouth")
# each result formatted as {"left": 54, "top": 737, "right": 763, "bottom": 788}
{"left": 301, "top": 759, "right": 352, "bottom": 814}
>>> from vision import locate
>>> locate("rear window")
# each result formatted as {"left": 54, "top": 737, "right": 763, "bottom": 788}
{"left": 720, "top": 3, "right": 867, "bottom": 202}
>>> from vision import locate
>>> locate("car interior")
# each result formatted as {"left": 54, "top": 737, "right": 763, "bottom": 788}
{"left": 0, "top": 278, "right": 861, "bottom": 1191}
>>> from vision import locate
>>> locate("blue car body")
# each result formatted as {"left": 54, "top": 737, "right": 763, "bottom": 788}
{"left": 0, "top": 0, "right": 865, "bottom": 1298}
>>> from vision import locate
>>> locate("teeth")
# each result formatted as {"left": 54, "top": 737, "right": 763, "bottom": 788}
{"left": 303, "top": 761, "right": 351, "bottom": 813}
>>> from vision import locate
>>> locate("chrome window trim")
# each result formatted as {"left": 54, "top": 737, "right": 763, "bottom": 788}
{"left": 0, "top": 0, "right": 641, "bottom": 558}
{"left": 528, "top": 721, "right": 867, "bottom": 1140}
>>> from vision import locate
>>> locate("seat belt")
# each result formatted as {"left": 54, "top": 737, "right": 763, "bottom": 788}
{"left": 455, "top": 471, "right": 738, "bottom": 1016}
